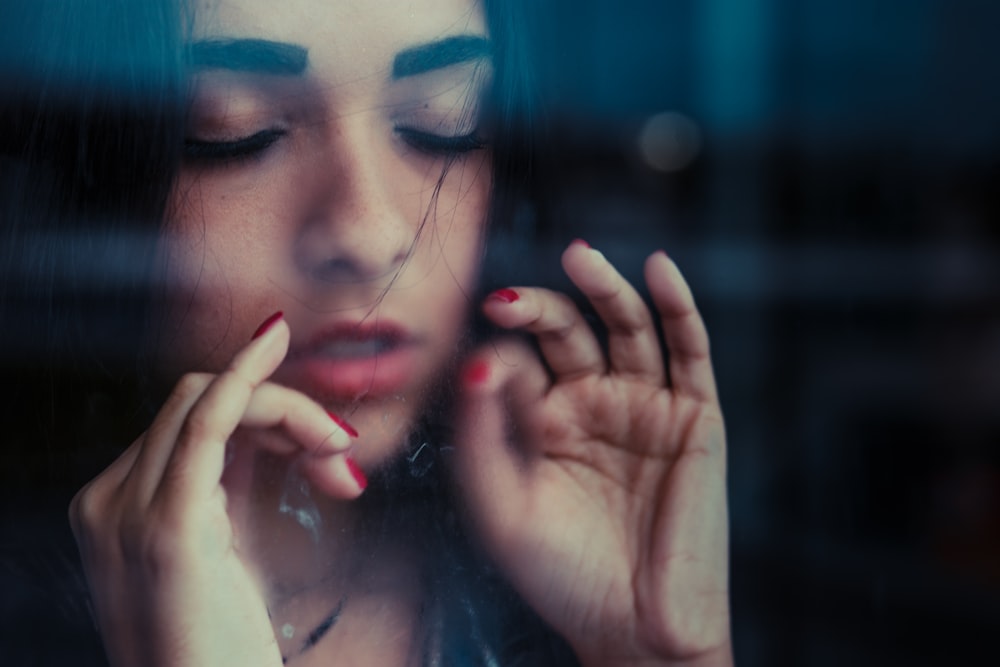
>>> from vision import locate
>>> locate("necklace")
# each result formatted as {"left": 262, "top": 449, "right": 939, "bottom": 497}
{"left": 278, "top": 595, "right": 346, "bottom": 665}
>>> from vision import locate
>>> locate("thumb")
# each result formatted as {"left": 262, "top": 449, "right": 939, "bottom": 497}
{"left": 451, "top": 340, "right": 549, "bottom": 547}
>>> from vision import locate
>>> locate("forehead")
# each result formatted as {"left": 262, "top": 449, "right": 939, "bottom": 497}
{"left": 191, "top": 0, "right": 487, "bottom": 76}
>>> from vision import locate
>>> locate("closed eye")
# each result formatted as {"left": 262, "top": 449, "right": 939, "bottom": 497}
{"left": 183, "top": 128, "right": 286, "bottom": 163}
{"left": 396, "top": 127, "right": 486, "bottom": 156}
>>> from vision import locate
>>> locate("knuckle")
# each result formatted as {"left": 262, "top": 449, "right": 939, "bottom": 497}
{"left": 178, "top": 407, "right": 215, "bottom": 444}
{"left": 214, "top": 367, "right": 257, "bottom": 398}
{"left": 535, "top": 295, "right": 578, "bottom": 340}
{"left": 171, "top": 372, "right": 211, "bottom": 403}
{"left": 69, "top": 480, "right": 108, "bottom": 533}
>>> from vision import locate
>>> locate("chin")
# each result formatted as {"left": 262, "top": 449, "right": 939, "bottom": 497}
{"left": 329, "top": 355, "right": 460, "bottom": 472}
{"left": 336, "top": 397, "right": 422, "bottom": 470}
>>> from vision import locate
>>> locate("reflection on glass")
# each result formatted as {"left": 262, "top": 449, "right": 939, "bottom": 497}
{"left": 1, "top": 1, "right": 732, "bottom": 666}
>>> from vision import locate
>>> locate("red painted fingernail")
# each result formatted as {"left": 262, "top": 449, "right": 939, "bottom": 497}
{"left": 571, "top": 238, "right": 590, "bottom": 248}
{"left": 463, "top": 359, "right": 490, "bottom": 385}
{"left": 251, "top": 311, "right": 284, "bottom": 340}
{"left": 327, "top": 411, "right": 358, "bottom": 438}
{"left": 346, "top": 457, "right": 367, "bottom": 490}
{"left": 488, "top": 288, "right": 519, "bottom": 303}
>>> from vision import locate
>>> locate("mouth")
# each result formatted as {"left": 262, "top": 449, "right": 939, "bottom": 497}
{"left": 311, "top": 331, "right": 402, "bottom": 360}
{"left": 281, "top": 321, "right": 422, "bottom": 401}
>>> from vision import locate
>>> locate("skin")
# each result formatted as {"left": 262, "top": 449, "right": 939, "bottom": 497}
{"left": 69, "top": 1, "right": 733, "bottom": 666}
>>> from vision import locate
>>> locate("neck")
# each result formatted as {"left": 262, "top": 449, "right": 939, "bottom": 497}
{"left": 239, "top": 453, "right": 363, "bottom": 604}
{"left": 246, "top": 462, "right": 427, "bottom": 665}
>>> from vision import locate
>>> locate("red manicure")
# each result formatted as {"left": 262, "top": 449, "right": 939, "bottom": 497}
{"left": 463, "top": 359, "right": 490, "bottom": 385}
{"left": 251, "top": 311, "right": 284, "bottom": 340}
{"left": 571, "top": 238, "right": 590, "bottom": 249}
{"left": 346, "top": 457, "right": 368, "bottom": 490}
{"left": 488, "top": 288, "right": 519, "bottom": 303}
{"left": 327, "top": 411, "right": 358, "bottom": 438}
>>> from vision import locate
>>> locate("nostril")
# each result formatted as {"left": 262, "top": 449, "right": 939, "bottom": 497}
{"left": 307, "top": 255, "right": 406, "bottom": 285}
{"left": 309, "top": 257, "right": 367, "bottom": 284}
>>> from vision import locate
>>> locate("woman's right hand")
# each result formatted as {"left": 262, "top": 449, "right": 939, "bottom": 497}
{"left": 68, "top": 314, "right": 364, "bottom": 667}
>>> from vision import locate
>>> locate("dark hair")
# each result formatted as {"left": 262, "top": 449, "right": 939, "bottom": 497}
{"left": 0, "top": 2, "right": 188, "bottom": 664}
{"left": 0, "top": 0, "right": 186, "bottom": 490}
{"left": 479, "top": 0, "right": 555, "bottom": 292}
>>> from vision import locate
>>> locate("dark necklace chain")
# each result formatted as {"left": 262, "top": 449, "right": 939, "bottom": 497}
{"left": 279, "top": 595, "right": 346, "bottom": 664}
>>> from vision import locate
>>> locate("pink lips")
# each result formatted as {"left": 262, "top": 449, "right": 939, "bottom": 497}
{"left": 279, "top": 320, "right": 421, "bottom": 401}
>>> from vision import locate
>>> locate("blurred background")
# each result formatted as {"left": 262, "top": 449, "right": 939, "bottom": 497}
{"left": 525, "top": 0, "right": 1000, "bottom": 664}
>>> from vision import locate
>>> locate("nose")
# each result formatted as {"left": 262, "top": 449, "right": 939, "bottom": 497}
{"left": 294, "top": 123, "right": 414, "bottom": 285}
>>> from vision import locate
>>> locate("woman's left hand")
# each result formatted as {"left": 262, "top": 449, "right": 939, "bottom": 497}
{"left": 453, "top": 242, "right": 731, "bottom": 667}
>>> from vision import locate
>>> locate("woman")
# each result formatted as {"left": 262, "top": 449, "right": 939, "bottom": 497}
{"left": 4, "top": 0, "right": 731, "bottom": 665}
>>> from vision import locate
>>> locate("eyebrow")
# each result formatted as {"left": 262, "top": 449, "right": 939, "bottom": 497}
{"left": 188, "top": 39, "right": 308, "bottom": 75}
{"left": 392, "top": 35, "right": 492, "bottom": 79}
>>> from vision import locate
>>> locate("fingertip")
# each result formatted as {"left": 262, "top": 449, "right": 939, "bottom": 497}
{"left": 480, "top": 290, "right": 529, "bottom": 330}
{"left": 462, "top": 358, "right": 492, "bottom": 387}
{"left": 644, "top": 249, "right": 687, "bottom": 295}
{"left": 300, "top": 453, "right": 367, "bottom": 499}
{"left": 487, "top": 288, "right": 519, "bottom": 304}
{"left": 345, "top": 457, "right": 367, "bottom": 491}
{"left": 561, "top": 240, "right": 611, "bottom": 293}
{"left": 247, "top": 312, "right": 292, "bottom": 362}
{"left": 231, "top": 317, "right": 290, "bottom": 383}
{"left": 251, "top": 311, "right": 285, "bottom": 340}
{"left": 645, "top": 248, "right": 671, "bottom": 271}
{"left": 562, "top": 238, "right": 605, "bottom": 264}
{"left": 326, "top": 411, "right": 358, "bottom": 439}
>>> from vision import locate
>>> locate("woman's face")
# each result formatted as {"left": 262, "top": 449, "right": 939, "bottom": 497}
{"left": 159, "top": 0, "right": 492, "bottom": 468}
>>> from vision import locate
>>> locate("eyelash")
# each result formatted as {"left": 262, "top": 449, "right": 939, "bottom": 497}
{"left": 183, "top": 128, "right": 285, "bottom": 163}
{"left": 182, "top": 126, "right": 486, "bottom": 165}
{"left": 395, "top": 127, "right": 487, "bottom": 156}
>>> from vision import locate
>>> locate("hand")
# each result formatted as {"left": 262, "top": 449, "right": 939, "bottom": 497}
{"left": 454, "top": 243, "right": 731, "bottom": 667}
{"left": 69, "top": 315, "right": 364, "bottom": 667}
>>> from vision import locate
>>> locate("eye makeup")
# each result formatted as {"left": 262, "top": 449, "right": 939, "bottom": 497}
{"left": 180, "top": 33, "right": 493, "bottom": 167}
{"left": 183, "top": 128, "right": 287, "bottom": 163}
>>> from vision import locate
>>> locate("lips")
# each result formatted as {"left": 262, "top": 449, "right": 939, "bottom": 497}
{"left": 279, "top": 320, "right": 422, "bottom": 401}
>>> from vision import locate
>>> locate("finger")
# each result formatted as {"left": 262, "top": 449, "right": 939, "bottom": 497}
{"left": 481, "top": 287, "right": 606, "bottom": 382}
{"left": 645, "top": 251, "right": 718, "bottom": 402}
{"left": 560, "top": 240, "right": 667, "bottom": 385}
{"left": 240, "top": 383, "right": 355, "bottom": 457}
{"left": 299, "top": 452, "right": 367, "bottom": 500}
{"left": 453, "top": 341, "right": 549, "bottom": 543}
{"left": 126, "top": 372, "right": 213, "bottom": 503}
{"left": 236, "top": 384, "right": 362, "bottom": 499}
{"left": 156, "top": 316, "right": 292, "bottom": 507}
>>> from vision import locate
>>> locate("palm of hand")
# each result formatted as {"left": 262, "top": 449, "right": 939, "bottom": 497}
{"left": 521, "top": 375, "right": 727, "bottom": 662}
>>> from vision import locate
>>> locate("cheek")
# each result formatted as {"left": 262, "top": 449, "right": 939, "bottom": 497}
{"left": 432, "top": 153, "right": 492, "bottom": 274}
{"left": 155, "top": 181, "right": 277, "bottom": 375}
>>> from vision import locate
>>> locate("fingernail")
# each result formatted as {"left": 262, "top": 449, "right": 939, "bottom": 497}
{"left": 462, "top": 359, "right": 490, "bottom": 385}
{"left": 571, "top": 238, "right": 590, "bottom": 249}
{"left": 346, "top": 457, "right": 367, "bottom": 490}
{"left": 327, "top": 411, "right": 358, "bottom": 438}
{"left": 251, "top": 311, "right": 284, "bottom": 340}
{"left": 488, "top": 288, "right": 519, "bottom": 304}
